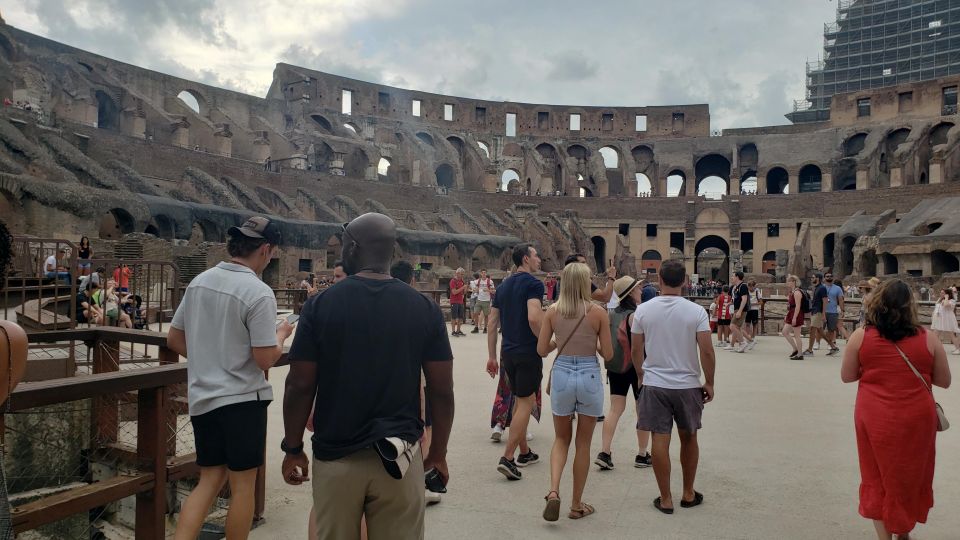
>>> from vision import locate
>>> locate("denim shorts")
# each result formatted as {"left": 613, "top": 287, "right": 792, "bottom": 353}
{"left": 550, "top": 355, "right": 603, "bottom": 417}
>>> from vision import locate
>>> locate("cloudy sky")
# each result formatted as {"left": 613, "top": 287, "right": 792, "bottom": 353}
{"left": 5, "top": 0, "right": 838, "bottom": 129}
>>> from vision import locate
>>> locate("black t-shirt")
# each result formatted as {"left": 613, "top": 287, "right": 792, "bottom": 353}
{"left": 732, "top": 282, "right": 749, "bottom": 310}
{"left": 288, "top": 275, "right": 453, "bottom": 461}
{"left": 811, "top": 284, "right": 827, "bottom": 314}
{"left": 76, "top": 292, "right": 89, "bottom": 321}
{"left": 492, "top": 272, "right": 544, "bottom": 356}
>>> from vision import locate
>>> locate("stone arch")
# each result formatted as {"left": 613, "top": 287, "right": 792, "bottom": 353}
{"left": 343, "top": 122, "right": 361, "bottom": 137}
{"left": 377, "top": 157, "right": 392, "bottom": 181}
{"left": 343, "top": 147, "right": 370, "bottom": 178}
{"left": 95, "top": 90, "right": 120, "bottom": 130}
{"left": 599, "top": 146, "right": 620, "bottom": 169}
{"left": 860, "top": 249, "right": 878, "bottom": 276}
{"left": 635, "top": 173, "right": 653, "bottom": 196}
{"left": 932, "top": 250, "right": 960, "bottom": 275}
{"left": 765, "top": 167, "right": 789, "bottom": 194}
{"left": 761, "top": 250, "right": 777, "bottom": 275}
{"left": 930, "top": 122, "right": 954, "bottom": 147}
{"left": 535, "top": 143, "right": 562, "bottom": 192}
{"left": 310, "top": 113, "right": 333, "bottom": 132}
{"left": 566, "top": 144, "right": 590, "bottom": 162}
{"left": 695, "top": 154, "right": 731, "bottom": 198}
{"left": 194, "top": 219, "right": 223, "bottom": 242}
{"left": 477, "top": 141, "right": 490, "bottom": 158}
{"left": 312, "top": 140, "right": 334, "bottom": 173}
{"left": 436, "top": 164, "right": 455, "bottom": 189}
{"left": 694, "top": 235, "right": 730, "bottom": 281}
{"left": 631, "top": 145, "right": 654, "bottom": 171}
{"left": 98, "top": 208, "right": 135, "bottom": 239}
{"left": 447, "top": 136, "right": 465, "bottom": 158}
{"left": 441, "top": 243, "right": 463, "bottom": 269}
{"left": 640, "top": 249, "right": 662, "bottom": 275}
{"left": 153, "top": 214, "right": 176, "bottom": 240}
{"left": 798, "top": 164, "right": 822, "bottom": 193}
{"left": 740, "top": 170, "right": 758, "bottom": 194}
{"left": 843, "top": 132, "right": 868, "bottom": 157}
{"left": 591, "top": 236, "right": 606, "bottom": 271}
{"left": 416, "top": 132, "right": 435, "bottom": 147}
{"left": 666, "top": 169, "right": 686, "bottom": 197}
{"left": 840, "top": 235, "right": 857, "bottom": 277}
{"left": 880, "top": 252, "right": 898, "bottom": 275}
{"left": 833, "top": 158, "right": 858, "bottom": 190}
{"left": 176, "top": 89, "right": 205, "bottom": 116}
{"left": 501, "top": 169, "right": 520, "bottom": 192}
{"left": 471, "top": 244, "right": 495, "bottom": 270}
{"left": 822, "top": 233, "right": 836, "bottom": 269}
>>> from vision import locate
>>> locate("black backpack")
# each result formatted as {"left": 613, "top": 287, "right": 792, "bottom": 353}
{"left": 798, "top": 289, "right": 811, "bottom": 313}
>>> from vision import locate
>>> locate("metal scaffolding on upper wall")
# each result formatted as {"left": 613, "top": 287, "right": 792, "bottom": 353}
{"left": 787, "top": 0, "right": 960, "bottom": 123}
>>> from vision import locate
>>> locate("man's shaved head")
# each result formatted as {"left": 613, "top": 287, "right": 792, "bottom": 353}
{"left": 341, "top": 213, "right": 397, "bottom": 275}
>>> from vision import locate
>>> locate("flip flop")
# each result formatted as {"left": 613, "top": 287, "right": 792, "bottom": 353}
{"left": 568, "top": 502, "right": 595, "bottom": 519}
{"left": 680, "top": 491, "right": 704, "bottom": 508}
{"left": 543, "top": 491, "right": 561, "bottom": 522}
{"left": 653, "top": 497, "right": 674, "bottom": 515}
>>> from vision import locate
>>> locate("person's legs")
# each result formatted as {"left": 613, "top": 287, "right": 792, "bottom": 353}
{"left": 730, "top": 321, "right": 742, "bottom": 346}
{"left": 781, "top": 324, "right": 795, "bottom": 352}
{"left": 806, "top": 325, "right": 819, "bottom": 352}
{"left": 174, "top": 466, "right": 228, "bottom": 540}
{"left": 677, "top": 430, "right": 699, "bottom": 503}
{"left": 312, "top": 452, "right": 372, "bottom": 539}
{"left": 872, "top": 520, "right": 893, "bottom": 540}
{"left": 365, "top": 449, "right": 425, "bottom": 540}
{"left": 225, "top": 468, "right": 259, "bottom": 540}
{"left": 504, "top": 394, "right": 535, "bottom": 460}
{"left": 650, "top": 433, "right": 673, "bottom": 508}
{"left": 571, "top": 415, "right": 598, "bottom": 509}
{"left": 600, "top": 394, "right": 626, "bottom": 454}
{"left": 549, "top": 414, "right": 573, "bottom": 494}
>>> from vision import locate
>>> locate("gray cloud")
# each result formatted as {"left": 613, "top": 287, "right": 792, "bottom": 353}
{"left": 545, "top": 51, "right": 599, "bottom": 82}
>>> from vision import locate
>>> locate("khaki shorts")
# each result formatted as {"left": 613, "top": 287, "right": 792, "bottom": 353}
{"left": 731, "top": 313, "right": 746, "bottom": 327}
{"left": 312, "top": 447, "right": 424, "bottom": 539}
{"left": 811, "top": 313, "right": 825, "bottom": 328}
{"left": 475, "top": 300, "right": 491, "bottom": 315}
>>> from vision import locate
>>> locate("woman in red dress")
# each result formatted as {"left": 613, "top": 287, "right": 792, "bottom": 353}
{"left": 841, "top": 279, "right": 951, "bottom": 539}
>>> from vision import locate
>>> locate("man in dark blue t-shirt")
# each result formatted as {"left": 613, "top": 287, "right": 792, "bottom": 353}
{"left": 805, "top": 273, "right": 827, "bottom": 356}
{"left": 487, "top": 243, "right": 544, "bottom": 480}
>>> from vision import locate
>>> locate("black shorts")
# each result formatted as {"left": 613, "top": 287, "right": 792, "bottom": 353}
{"left": 746, "top": 310, "right": 759, "bottom": 324}
{"left": 501, "top": 351, "right": 542, "bottom": 398}
{"left": 191, "top": 400, "right": 269, "bottom": 471}
{"left": 607, "top": 366, "right": 640, "bottom": 399}
{"left": 717, "top": 319, "right": 731, "bottom": 326}
{"left": 450, "top": 303, "right": 465, "bottom": 320}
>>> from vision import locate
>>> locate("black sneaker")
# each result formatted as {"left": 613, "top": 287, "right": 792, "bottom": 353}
{"left": 497, "top": 457, "right": 522, "bottom": 480}
{"left": 516, "top": 450, "right": 539, "bottom": 467}
{"left": 826, "top": 347, "right": 839, "bottom": 356}
{"left": 789, "top": 353, "right": 804, "bottom": 361}
{"left": 595, "top": 452, "right": 614, "bottom": 470}
{"left": 471, "top": 327, "right": 479, "bottom": 334}
{"left": 483, "top": 328, "right": 488, "bottom": 334}
{"left": 425, "top": 467, "right": 447, "bottom": 493}
{"left": 634, "top": 453, "right": 652, "bottom": 468}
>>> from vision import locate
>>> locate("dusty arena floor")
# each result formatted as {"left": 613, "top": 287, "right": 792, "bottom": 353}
{"left": 251, "top": 330, "right": 960, "bottom": 540}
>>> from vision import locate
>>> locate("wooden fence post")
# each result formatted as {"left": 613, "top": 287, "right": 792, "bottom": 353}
{"left": 135, "top": 386, "right": 168, "bottom": 539}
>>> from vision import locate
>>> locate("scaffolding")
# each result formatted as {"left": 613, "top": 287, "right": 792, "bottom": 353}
{"left": 787, "top": 0, "right": 960, "bottom": 123}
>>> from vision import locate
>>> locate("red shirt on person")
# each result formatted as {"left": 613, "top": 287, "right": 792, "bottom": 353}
{"left": 449, "top": 278, "right": 465, "bottom": 304}
{"left": 113, "top": 266, "right": 132, "bottom": 290}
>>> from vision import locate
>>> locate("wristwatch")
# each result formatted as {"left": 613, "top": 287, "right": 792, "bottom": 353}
{"left": 281, "top": 439, "right": 304, "bottom": 455}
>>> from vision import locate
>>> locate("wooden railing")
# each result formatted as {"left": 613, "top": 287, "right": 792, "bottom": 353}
{"left": 0, "top": 328, "right": 265, "bottom": 538}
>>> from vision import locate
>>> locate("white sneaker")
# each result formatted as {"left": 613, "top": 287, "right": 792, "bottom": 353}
{"left": 526, "top": 432, "right": 534, "bottom": 441}
{"left": 425, "top": 490, "right": 441, "bottom": 505}
{"left": 747, "top": 340, "right": 757, "bottom": 351}
{"left": 952, "top": 349, "right": 960, "bottom": 355}
{"left": 490, "top": 425, "right": 503, "bottom": 442}
{"left": 813, "top": 343, "right": 821, "bottom": 350}
{"left": 736, "top": 342, "right": 748, "bottom": 353}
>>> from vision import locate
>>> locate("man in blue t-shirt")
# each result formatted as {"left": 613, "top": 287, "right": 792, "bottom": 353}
{"left": 487, "top": 243, "right": 544, "bottom": 480}
{"left": 822, "top": 272, "right": 844, "bottom": 356}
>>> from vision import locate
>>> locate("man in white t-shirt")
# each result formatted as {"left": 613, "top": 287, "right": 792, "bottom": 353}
{"left": 470, "top": 269, "right": 495, "bottom": 333}
{"left": 630, "top": 259, "right": 715, "bottom": 514}
{"left": 44, "top": 248, "right": 72, "bottom": 284}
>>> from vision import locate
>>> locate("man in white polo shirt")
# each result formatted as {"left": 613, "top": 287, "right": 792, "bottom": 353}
{"left": 168, "top": 216, "right": 294, "bottom": 540}
{"left": 631, "top": 259, "right": 715, "bottom": 515}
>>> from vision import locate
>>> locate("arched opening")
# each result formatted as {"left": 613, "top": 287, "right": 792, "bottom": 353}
{"left": 834, "top": 158, "right": 858, "bottom": 190}
{"left": 326, "top": 235, "right": 342, "bottom": 269}
{"left": 840, "top": 235, "right": 856, "bottom": 276}
{"left": 635, "top": 173, "right": 652, "bottom": 196}
{"left": 765, "top": 167, "right": 789, "bottom": 194}
{"left": 631, "top": 145, "right": 654, "bottom": 171}
{"left": 535, "top": 143, "right": 561, "bottom": 192}
{"left": 471, "top": 244, "right": 494, "bottom": 270}
{"left": 932, "top": 250, "right": 960, "bottom": 275}
{"left": 377, "top": 157, "right": 392, "bottom": 181}
{"left": 822, "top": 233, "right": 836, "bottom": 269}
{"left": 860, "top": 249, "right": 878, "bottom": 277}
{"left": 591, "top": 236, "right": 606, "bottom": 271}
{"left": 843, "top": 133, "right": 868, "bottom": 157}
{"left": 599, "top": 147, "right": 620, "bottom": 169}
{"left": 310, "top": 114, "right": 332, "bottom": 132}
{"left": 880, "top": 252, "right": 899, "bottom": 275}
{"left": 477, "top": 141, "right": 490, "bottom": 158}
{"left": 669, "top": 247, "right": 684, "bottom": 260}
{"left": 526, "top": 178, "right": 532, "bottom": 194}
{"left": 95, "top": 90, "right": 119, "bottom": 130}
{"left": 567, "top": 144, "right": 590, "bottom": 162}
{"left": 740, "top": 170, "right": 758, "bottom": 194}
{"left": 640, "top": 249, "right": 662, "bottom": 275}
{"left": 695, "top": 154, "right": 731, "bottom": 198}
{"left": 416, "top": 132, "right": 435, "bottom": 147}
{"left": 343, "top": 122, "right": 360, "bottom": 137}
{"left": 798, "top": 164, "right": 822, "bottom": 193}
{"left": 448, "top": 136, "right": 465, "bottom": 159}
{"left": 667, "top": 170, "right": 686, "bottom": 197}
{"left": 930, "top": 122, "right": 954, "bottom": 146}
{"left": 144, "top": 224, "right": 159, "bottom": 236}
{"left": 343, "top": 147, "right": 369, "bottom": 178}
{"left": 695, "top": 235, "right": 730, "bottom": 281}
{"left": 436, "top": 164, "right": 455, "bottom": 189}
{"left": 195, "top": 219, "right": 223, "bottom": 242}
{"left": 762, "top": 250, "right": 777, "bottom": 275}
{"left": 501, "top": 169, "right": 520, "bottom": 192}
{"left": 920, "top": 172, "right": 929, "bottom": 184}
{"left": 176, "top": 90, "right": 202, "bottom": 115}
{"left": 738, "top": 144, "right": 759, "bottom": 169}
{"left": 98, "top": 208, "right": 135, "bottom": 239}
{"left": 441, "top": 243, "right": 462, "bottom": 269}
{"left": 154, "top": 215, "right": 176, "bottom": 240}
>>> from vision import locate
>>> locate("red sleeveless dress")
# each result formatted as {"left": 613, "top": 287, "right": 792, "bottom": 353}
{"left": 855, "top": 327, "right": 937, "bottom": 534}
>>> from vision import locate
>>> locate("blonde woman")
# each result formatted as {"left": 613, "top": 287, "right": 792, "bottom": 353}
{"left": 931, "top": 288, "right": 960, "bottom": 354}
{"left": 537, "top": 263, "right": 613, "bottom": 521}
{"left": 781, "top": 275, "right": 806, "bottom": 360}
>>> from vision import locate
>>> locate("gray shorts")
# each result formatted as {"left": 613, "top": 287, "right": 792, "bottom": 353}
{"left": 636, "top": 386, "right": 704, "bottom": 434}
{"left": 825, "top": 312, "right": 839, "bottom": 331}
{"left": 450, "top": 303, "right": 465, "bottom": 320}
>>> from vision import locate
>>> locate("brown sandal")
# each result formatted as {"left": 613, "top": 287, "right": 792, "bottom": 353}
{"left": 568, "top": 502, "right": 595, "bottom": 519}
{"left": 543, "top": 491, "right": 561, "bottom": 522}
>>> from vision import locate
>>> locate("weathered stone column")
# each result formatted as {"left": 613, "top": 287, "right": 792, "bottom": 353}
{"left": 889, "top": 166, "right": 903, "bottom": 187}
{"left": 856, "top": 168, "right": 869, "bottom": 190}
{"left": 929, "top": 160, "right": 944, "bottom": 184}
{"left": 213, "top": 123, "right": 232, "bottom": 157}
{"left": 788, "top": 172, "right": 799, "bottom": 195}
{"left": 170, "top": 118, "right": 189, "bottom": 148}
{"left": 251, "top": 130, "right": 270, "bottom": 163}
{"left": 821, "top": 172, "right": 833, "bottom": 192}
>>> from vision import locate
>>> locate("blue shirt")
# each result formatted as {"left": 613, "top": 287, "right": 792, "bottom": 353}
{"left": 811, "top": 284, "right": 827, "bottom": 314}
{"left": 825, "top": 284, "right": 843, "bottom": 314}
{"left": 492, "top": 272, "right": 545, "bottom": 356}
